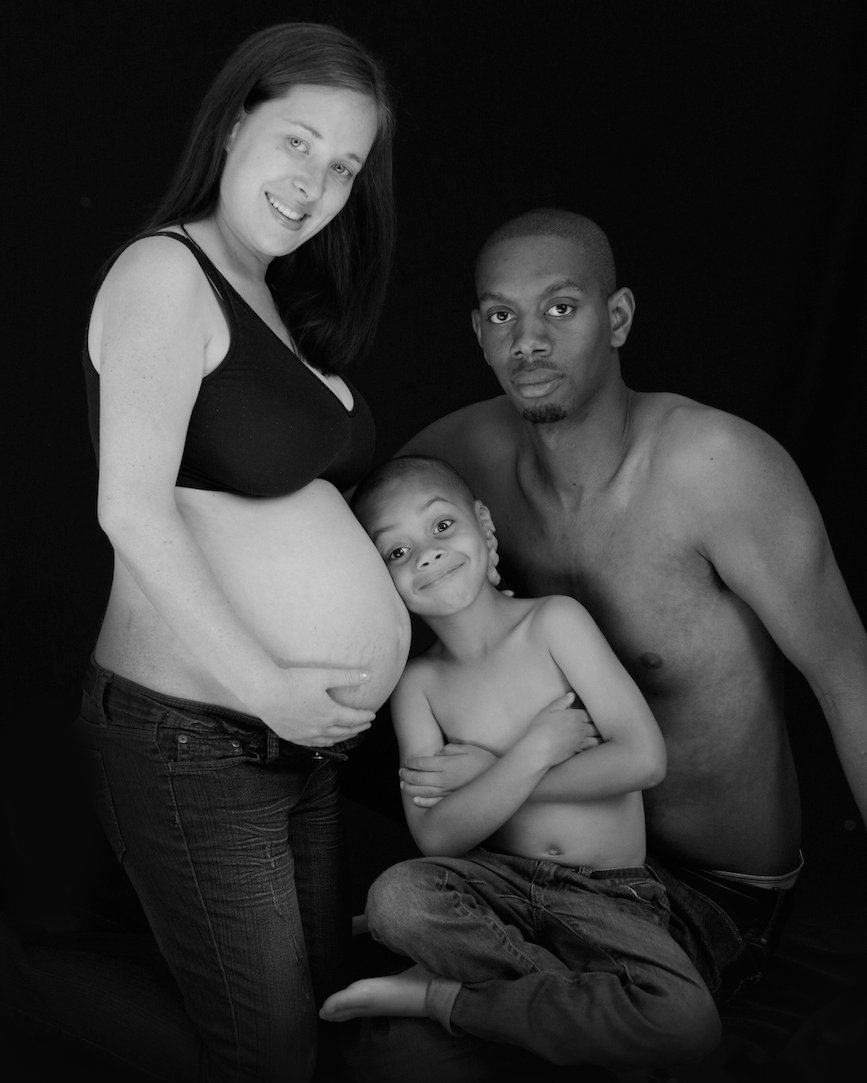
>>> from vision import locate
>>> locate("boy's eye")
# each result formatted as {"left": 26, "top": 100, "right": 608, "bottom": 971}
{"left": 545, "top": 302, "right": 575, "bottom": 317}
{"left": 387, "top": 545, "right": 409, "bottom": 562}
{"left": 487, "top": 310, "right": 513, "bottom": 325}
{"left": 433, "top": 519, "right": 454, "bottom": 534}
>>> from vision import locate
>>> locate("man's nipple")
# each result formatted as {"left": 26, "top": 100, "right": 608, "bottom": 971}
{"left": 638, "top": 651, "right": 665, "bottom": 670}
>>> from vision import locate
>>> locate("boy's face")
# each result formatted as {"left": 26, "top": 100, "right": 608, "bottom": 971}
{"left": 365, "top": 478, "right": 492, "bottom": 619}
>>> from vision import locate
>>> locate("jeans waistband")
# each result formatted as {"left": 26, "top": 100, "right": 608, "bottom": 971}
{"left": 82, "top": 655, "right": 362, "bottom": 765}
{"left": 672, "top": 859, "right": 801, "bottom": 905}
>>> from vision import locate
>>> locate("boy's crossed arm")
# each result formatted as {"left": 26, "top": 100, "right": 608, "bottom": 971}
{"left": 392, "top": 667, "right": 582, "bottom": 857}
{"left": 395, "top": 596, "right": 666, "bottom": 856}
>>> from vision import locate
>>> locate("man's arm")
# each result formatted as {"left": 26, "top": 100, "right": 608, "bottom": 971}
{"left": 687, "top": 413, "right": 867, "bottom": 826}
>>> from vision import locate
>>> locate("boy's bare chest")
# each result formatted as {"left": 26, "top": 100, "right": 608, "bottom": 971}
{"left": 431, "top": 648, "right": 571, "bottom": 755}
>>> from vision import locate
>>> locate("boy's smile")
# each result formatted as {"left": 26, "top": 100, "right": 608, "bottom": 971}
{"left": 367, "top": 483, "right": 491, "bottom": 617}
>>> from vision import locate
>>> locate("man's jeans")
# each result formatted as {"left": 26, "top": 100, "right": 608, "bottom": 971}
{"left": 361, "top": 849, "right": 720, "bottom": 1071}
{"left": 67, "top": 658, "right": 352, "bottom": 1082}
{"left": 648, "top": 855, "right": 796, "bottom": 1004}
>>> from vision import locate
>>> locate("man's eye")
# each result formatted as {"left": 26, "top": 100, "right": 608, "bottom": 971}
{"left": 488, "top": 310, "right": 513, "bottom": 325}
{"left": 546, "top": 302, "right": 575, "bottom": 317}
{"left": 433, "top": 519, "right": 454, "bottom": 534}
{"left": 387, "top": 545, "right": 409, "bottom": 562}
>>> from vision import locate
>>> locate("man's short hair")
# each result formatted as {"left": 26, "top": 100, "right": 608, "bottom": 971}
{"left": 476, "top": 208, "right": 617, "bottom": 296}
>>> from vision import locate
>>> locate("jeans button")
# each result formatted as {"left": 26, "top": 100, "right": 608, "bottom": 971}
{"left": 177, "top": 734, "right": 189, "bottom": 745}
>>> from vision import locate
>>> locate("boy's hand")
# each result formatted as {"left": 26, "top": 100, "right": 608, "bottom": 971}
{"left": 400, "top": 743, "right": 497, "bottom": 806}
{"left": 524, "top": 693, "right": 597, "bottom": 767}
{"left": 400, "top": 704, "right": 602, "bottom": 805}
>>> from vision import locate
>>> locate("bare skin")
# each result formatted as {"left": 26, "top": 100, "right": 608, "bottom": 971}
{"left": 88, "top": 86, "right": 410, "bottom": 742}
{"left": 321, "top": 472, "right": 666, "bottom": 1024}
{"left": 399, "top": 232, "right": 867, "bottom": 874}
{"left": 321, "top": 964, "right": 432, "bottom": 1021}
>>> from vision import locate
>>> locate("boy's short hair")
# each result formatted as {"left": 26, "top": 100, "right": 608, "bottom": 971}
{"left": 351, "top": 455, "right": 476, "bottom": 531}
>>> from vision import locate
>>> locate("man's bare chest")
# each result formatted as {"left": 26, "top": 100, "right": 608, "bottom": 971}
{"left": 490, "top": 493, "right": 735, "bottom": 693}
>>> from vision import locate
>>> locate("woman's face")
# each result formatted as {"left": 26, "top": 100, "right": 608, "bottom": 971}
{"left": 217, "top": 83, "right": 379, "bottom": 265}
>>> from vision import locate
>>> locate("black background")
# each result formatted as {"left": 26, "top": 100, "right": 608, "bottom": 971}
{"left": 4, "top": 0, "right": 866, "bottom": 939}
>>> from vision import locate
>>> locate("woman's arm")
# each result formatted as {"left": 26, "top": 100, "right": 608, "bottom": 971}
{"left": 94, "top": 238, "right": 373, "bottom": 744}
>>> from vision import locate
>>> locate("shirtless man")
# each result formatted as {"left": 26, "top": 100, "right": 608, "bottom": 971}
{"left": 397, "top": 208, "right": 867, "bottom": 1005}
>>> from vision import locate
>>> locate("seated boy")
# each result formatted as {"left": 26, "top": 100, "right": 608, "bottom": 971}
{"left": 321, "top": 455, "right": 720, "bottom": 1073}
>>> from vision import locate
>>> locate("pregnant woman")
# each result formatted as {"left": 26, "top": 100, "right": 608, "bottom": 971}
{"left": 75, "top": 21, "right": 408, "bottom": 1082}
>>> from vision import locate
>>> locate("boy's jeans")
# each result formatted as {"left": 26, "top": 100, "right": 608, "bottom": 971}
{"left": 362, "top": 849, "right": 720, "bottom": 1071}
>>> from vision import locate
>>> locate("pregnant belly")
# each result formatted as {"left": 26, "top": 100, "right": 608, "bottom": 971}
{"left": 177, "top": 481, "right": 411, "bottom": 711}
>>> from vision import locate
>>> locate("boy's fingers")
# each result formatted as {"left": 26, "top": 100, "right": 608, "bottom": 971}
{"left": 399, "top": 770, "right": 445, "bottom": 788}
{"left": 402, "top": 757, "right": 445, "bottom": 773}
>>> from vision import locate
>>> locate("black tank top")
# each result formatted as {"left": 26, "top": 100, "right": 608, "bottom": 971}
{"left": 82, "top": 230, "right": 375, "bottom": 496}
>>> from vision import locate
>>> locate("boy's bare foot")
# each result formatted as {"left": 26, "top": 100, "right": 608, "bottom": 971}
{"left": 319, "top": 964, "right": 433, "bottom": 1022}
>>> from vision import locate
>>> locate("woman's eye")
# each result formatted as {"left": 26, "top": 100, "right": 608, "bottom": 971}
{"left": 332, "top": 163, "right": 353, "bottom": 178}
{"left": 433, "top": 519, "right": 454, "bottom": 535}
{"left": 387, "top": 545, "right": 409, "bottom": 562}
{"left": 488, "top": 310, "right": 513, "bottom": 325}
{"left": 288, "top": 136, "right": 308, "bottom": 152}
{"left": 546, "top": 302, "right": 575, "bottom": 317}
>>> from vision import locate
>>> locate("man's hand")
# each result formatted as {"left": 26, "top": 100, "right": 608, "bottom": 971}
{"left": 399, "top": 703, "right": 602, "bottom": 806}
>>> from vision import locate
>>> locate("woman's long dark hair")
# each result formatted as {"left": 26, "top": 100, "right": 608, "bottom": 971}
{"left": 139, "top": 22, "right": 396, "bottom": 374}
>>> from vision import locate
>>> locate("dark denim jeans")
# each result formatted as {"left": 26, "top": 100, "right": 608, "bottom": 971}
{"left": 648, "top": 854, "right": 797, "bottom": 1004}
{"left": 69, "top": 658, "right": 354, "bottom": 1082}
{"left": 344, "top": 848, "right": 796, "bottom": 1083}
{"left": 368, "top": 851, "right": 718, "bottom": 1067}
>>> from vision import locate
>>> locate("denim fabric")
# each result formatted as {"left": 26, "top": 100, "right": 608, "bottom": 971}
{"left": 73, "top": 658, "right": 352, "bottom": 1082}
{"left": 647, "top": 855, "right": 796, "bottom": 1003}
{"left": 362, "top": 849, "right": 720, "bottom": 1071}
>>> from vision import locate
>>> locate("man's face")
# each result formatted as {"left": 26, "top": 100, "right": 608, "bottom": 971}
{"left": 472, "top": 234, "right": 625, "bottom": 423}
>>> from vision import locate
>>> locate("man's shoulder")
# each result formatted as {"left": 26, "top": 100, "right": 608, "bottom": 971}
{"left": 401, "top": 396, "right": 518, "bottom": 459}
{"left": 639, "top": 392, "right": 790, "bottom": 480}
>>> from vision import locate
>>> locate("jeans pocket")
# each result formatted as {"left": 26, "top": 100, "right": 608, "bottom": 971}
{"left": 157, "top": 706, "right": 258, "bottom": 774}
{"left": 82, "top": 747, "right": 127, "bottom": 862}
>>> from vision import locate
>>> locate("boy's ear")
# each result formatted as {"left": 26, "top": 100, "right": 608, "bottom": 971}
{"left": 476, "top": 501, "right": 502, "bottom": 586}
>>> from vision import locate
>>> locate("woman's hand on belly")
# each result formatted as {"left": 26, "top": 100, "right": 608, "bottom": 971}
{"left": 249, "top": 662, "right": 377, "bottom": 746}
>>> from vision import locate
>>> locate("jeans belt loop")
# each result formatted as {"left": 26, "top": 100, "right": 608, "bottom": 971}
{"left": 266, "top": 728, "right": 281, "bottom": 765}
{"left": 92, "top": 660, "right": 113, "bottom": 720}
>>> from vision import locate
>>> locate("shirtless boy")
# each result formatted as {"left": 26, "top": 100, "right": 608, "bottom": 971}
{"left": 396, "top": 209, "right": 867, "bottom": 1003}
{"left": 320, "top": 455, "right": 720, "bottom": 1072}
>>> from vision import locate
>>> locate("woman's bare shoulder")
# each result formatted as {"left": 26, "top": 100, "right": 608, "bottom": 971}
{"left": 98, "top": 232, "right": 209, "bottom": 302}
